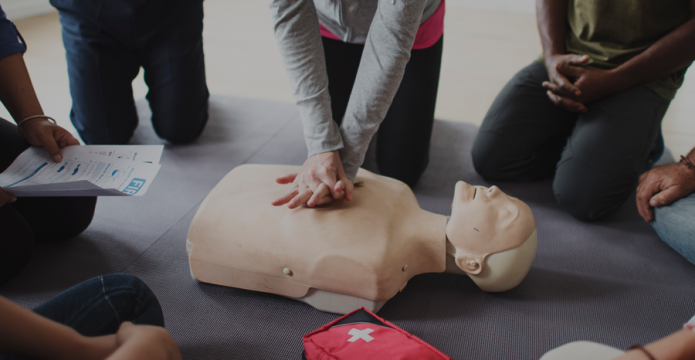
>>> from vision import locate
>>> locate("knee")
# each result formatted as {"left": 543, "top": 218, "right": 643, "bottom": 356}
{"left": 652, "top": 199, "right": 695, "bottom": 265}
{"left": 155, "top": 108, "right": 208, "bottom": 144}
{"left": 41, "top": 197, "right": 96, "bottom": 242}
{"left": 101, "top": 274, "right": 165, "bottom": 327}
{"left": 553, "top": 175, "right": 628, "bottom": 221}
{"left": 471, "top": 131, "right": 506, "bottom": 180}
{"left": 0, "top": 221, "right": 34, "bottom": 285}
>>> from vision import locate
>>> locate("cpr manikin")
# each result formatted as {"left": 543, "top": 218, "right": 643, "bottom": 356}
{"left": 187, "top": 164, "right": 538, "bottom": 314}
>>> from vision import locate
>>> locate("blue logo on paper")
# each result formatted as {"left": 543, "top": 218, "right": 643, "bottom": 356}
{"left": 122, "top": 178, "right": 146, "bottom": 195}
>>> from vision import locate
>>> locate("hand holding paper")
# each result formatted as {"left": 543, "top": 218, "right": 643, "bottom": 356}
{"left": 0, "top": 145, "right": 164, "bottom": 197}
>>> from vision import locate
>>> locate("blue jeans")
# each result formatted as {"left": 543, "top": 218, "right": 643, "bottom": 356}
{"left": 652, "top": 192, "right": 695, "bottom": 265}
{"left": 51, "top": 0, "right": 209, "bottom": 145}
{"left": 0, "top": 274, "right": 164, "bottom": 359}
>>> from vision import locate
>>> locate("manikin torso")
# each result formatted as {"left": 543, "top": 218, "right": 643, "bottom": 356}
{"left": 187, "top": 164, "right": 537, "bottom": 314}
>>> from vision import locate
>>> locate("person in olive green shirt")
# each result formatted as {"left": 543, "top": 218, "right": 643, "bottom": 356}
{"left": 471, "top": 0, "right": 695, "bottom": 221}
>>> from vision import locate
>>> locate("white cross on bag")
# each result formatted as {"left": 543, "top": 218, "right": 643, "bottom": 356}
{"left": 347, "top": 328, "right": 375, "bottom": 343}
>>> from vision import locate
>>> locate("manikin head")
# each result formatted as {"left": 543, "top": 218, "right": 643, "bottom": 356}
{"left": 446, "top": 181, "right": 537, "bottom": 292}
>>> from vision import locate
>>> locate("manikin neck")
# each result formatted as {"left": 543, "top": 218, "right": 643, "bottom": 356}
{"left": 409, "top": 210, "right": 449, "bottom": 275}
{"left": 444, "top": 215, "right": 468, "bottom": 275}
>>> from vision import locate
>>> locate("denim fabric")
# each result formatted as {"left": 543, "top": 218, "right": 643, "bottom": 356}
{"left": 0, "top": 274, "right": 163, "bottom": 359}
{"left": 52, "top": 0, "right": 209, "bottom": 145}
{"left": 0, "top": 274, "right": 164, "bottom": 360}
{"left": 652, "top": 192, "right": 695, "bottom": 265}
{"left": 34, "top": 274, "right": 165, "bottom": 334}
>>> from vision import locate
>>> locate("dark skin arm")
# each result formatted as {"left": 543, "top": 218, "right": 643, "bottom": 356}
{"left": 0, "top": 52, "right": 80, "bottom": 207}
{"left": 536, "top": 0, "right": 589, "bottom": 112}
{"left": 538, "top": 0, "right": 695, "bottom": 111}
{"left": 637, "top": 148, "right": 695, "bottom": 222}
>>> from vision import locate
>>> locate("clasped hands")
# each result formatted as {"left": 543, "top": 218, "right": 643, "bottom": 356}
{"left": 272, "top": 150, "right": 354, "bottom": 208}
{"left": 542, "top": 54, "right": 624, "bottom": 112}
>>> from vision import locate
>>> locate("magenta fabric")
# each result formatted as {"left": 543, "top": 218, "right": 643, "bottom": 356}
{"left": 319, "top": 0, "right": 445, "bottom": 50}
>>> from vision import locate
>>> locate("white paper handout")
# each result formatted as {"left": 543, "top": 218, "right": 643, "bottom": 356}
{"left": 0, "top": 145, "right": 164, "bottom": 197}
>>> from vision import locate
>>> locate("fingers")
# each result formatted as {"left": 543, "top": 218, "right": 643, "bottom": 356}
{"left": 542, "top": 81, "right": 576, "bottom": 98}
{"left": 550, "top": 69, "right": 582, "bottom": 96}
{"left": 54, "top": 128, "right": 80, "bottom": 147}
{"left": 288, "top": 187, "right": 313, "bottom": 209}
{"left": 316, "top": 194, "right": 335, "bottom": 206}
{"left": 649, "top": 186, "right": 685, "bottom": 208}
{"left": 0, "top": 187, "right": 17, "bottom": 207}
{"left": 307, "top": 183, "right": 330, "bottom": 207}
{"left": 546, "top": 91, "right": 588, "bottom": 113}
{"left": 336, "top": 169, "right": 354, "bottom": 202}
{"left": 636, "top": 174, "right": 661, "bottom": 222}
{"left": 567, "top": 54, "right": 590, "bottom": 66}
{"left": 276, "top": 173, "right": 298, "bottom": 184}
{"left": 41, "top": 132, "right": 63, "bottom": 162}
{"left": 316, "top": 168, "right": 342, "bottom": 200}
{"left": 271, "top": 188, "right": 298, "bottom": 206}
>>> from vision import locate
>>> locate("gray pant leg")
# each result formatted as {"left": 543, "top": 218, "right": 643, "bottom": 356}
{"left": 651, "top": 192, "right": 695, "bottom": 265}
{"left": 472, "top": 62, "right": 577, "bottom": 181}
{"left": 553, "top": 86, "right": 670, "bottom": 220}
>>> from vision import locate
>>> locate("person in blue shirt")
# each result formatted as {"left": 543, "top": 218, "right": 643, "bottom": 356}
{"left": 0, "top": 6, "right": 97, "bottom": 285}
{"left": 50, "top": 0, "right": 209, "bottom": 145}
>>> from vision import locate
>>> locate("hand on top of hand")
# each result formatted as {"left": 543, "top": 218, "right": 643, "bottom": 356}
{"left": 272, "top": 150, "right": 354, "bottom": 208}
{"left": 542, "top": 54, "right": 623, "bottom": 113}
{"left": 20, "top": 118, "right": 79, "bottom": 163}
{"left": 636, "top": 161, "right": 695, "bottom": 222}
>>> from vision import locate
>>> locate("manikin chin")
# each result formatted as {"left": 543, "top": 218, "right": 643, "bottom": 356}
{"left": 187, "top": 164, "right": 537, "bottom": 314}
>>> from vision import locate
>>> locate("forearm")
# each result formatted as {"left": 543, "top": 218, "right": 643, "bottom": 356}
{"left": 339, "top": 0, "right": 426, "bottom": 178}
{"left": 618, "top": 328, "right": 695, "bottom": 360}
{"left": 269, "top": 0, "right": 343, "bottom": 156}
{"left": 0, "top": 52, "right": 43, "bottom": 123}
{"left": 0, "top": 296, "right": 90, "bottom": 359}
{"left": 536, "top": 0, "right": 567, "bottom": 59}
{"left": 612, "top": 13, "right": 695, "bottom": 92}
{"left": 686, "top": 147, "right": 695, "bottom": 163}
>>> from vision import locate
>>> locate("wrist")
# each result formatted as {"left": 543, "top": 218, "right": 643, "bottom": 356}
{"left": 608, "top": 66, "right": 638, "bottom": 93}
{"left": 16, "top": 115, "right": 56, "bottom": 135}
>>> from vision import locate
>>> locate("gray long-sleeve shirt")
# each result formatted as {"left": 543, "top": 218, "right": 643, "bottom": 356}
{"left": 270, "top": 0, "right": 440, "bottom": 179}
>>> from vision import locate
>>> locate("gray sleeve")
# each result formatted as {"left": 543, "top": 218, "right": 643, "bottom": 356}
{"left": 338, "top": 0, "right": 427, "bottom": 179}
{"left": 269, "top": 0, "right": 344, "bottom": 157}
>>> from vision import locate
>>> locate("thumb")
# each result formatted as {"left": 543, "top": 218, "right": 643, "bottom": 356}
{"left": 41, "top": 132, "right": 63, "bottom": 162}
{"left": 649, "top": 186, "right": 685, "bottom": 208}
{"left": 337, "top": 167, "right": 354, "bottom": 202}
{"left": 567, "top": 54, "right": 590, "bottom": 65}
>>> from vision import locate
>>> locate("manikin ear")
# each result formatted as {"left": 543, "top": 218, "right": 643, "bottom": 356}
{"left": 466, "top": 229, "right": 538, "bottom": 292}
{"left": 455, "top": 254, "right": 485, "bottom": 275}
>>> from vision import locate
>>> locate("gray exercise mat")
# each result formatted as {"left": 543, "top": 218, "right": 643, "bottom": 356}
{"left": 2, "top": 96, "right": 694, "bottom": 360}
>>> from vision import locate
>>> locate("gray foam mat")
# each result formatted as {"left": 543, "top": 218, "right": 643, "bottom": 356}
{"left": 2, "top": 96, "right": 693, "bottom": 359}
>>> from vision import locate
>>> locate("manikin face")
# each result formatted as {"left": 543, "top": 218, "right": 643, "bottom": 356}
{"left": 446, "top": 181, "right": 536, "bottom": 276}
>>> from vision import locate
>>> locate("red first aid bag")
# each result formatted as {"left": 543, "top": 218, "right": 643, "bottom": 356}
{"left": 302, "top": 308, "right": 453, "bottom": 360}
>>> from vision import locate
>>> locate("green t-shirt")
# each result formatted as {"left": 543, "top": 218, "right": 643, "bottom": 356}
{"left": 539, "top": 0, "right": 692, "bottom": 100}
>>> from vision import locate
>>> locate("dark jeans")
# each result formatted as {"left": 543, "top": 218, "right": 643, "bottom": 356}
{"left": 52, "top": 0, "right": 209, "bottom": 145}
{"left": 323, "top": 36, "right": 443, "bottom": 188}
{"left": 472, "top": 62, "right": 670, "bottom": 221}
{"left": 0, "top": 119, "right": 97, "bottom": 285}
{"left": 0, "top": 274, "right": 164, "bottom": 360}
